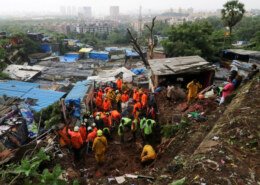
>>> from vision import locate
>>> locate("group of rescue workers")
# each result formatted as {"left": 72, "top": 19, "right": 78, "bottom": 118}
{"left": 57, "top": 77, "right": 157, "bottom": 166}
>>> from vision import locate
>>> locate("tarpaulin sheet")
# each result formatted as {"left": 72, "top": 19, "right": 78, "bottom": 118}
{"left": 41, "top": 43, "right": 52, "bottom": 53}
{"left": 60, "top": 53, "right": 80, "bottom": 63}
{"left": 89, "top": 51, "right": 110, "bottom": 61}
{"left": 131, "top": 68, "right": 146, "bottom": 75}
{"left": 65, "top": 80, "right": 91, "bottom": 102}
{"left": 125, "top": 49, "right": 140, "bottom": 57}
{"left": 22, "top": 88, "right": 65, "bottom": 112}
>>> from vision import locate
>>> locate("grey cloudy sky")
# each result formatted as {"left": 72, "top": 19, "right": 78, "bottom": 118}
{"left": 1, "top": 0, "right": 259, "bottom": 15}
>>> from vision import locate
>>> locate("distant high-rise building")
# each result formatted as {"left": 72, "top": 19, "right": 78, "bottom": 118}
{"left": 83, "top": 6, "right": 92, "bottom": 18}
{"left": 60, "top": 6, "right": 66, "bottom": 16}
{"left": 110, "top": 6, "right": 119, "bottom": 19}
{"left": 67, "top": 6, "right": 72, "bottom": 16}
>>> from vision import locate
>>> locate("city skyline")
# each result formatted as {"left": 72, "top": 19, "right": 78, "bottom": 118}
{"left": 0, "top": 0, "right": 259, "bottom": 16}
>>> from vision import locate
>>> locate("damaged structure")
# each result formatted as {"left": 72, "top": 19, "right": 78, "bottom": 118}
{"left": 148, "top": 56, "right": 215, "bottom": 89}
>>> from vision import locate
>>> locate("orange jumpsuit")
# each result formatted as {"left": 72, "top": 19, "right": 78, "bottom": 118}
{"left": 68, "top": 130, "right": 83, "bottom": 149}
{"left": 121, "top": 93, "right": 129, "bottom": 103}
{"left": 116, "top": 79, "right": 122, "bottom": 90}
{"left": 95, "top": 96, "right": 103, "bottom": 110}
{"left": 141, "top": 93, "right": 148, "bottom": 108}
{"left": 79, "top": 126, "right": 87, "bottom": 142}
{"left": 103, "top": 99, "right": 111, "bottom": 112}
{"left": 58, "top": 126, "right": 71, "bottom": 147}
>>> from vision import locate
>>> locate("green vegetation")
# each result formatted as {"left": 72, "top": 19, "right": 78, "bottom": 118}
{"left": 34, "top": 102, "right": 61, "bottom": 129}
{"left": 0, "top": 148, "right": 66, "bottom": 185}
{"left": 161, "top": 118, "right": 191, "bottom": 138}
{"left": 162, "top": 21, "right": 216, "bottom": 61}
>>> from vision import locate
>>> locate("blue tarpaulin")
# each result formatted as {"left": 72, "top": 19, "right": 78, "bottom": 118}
{"left": 0, "top": 81, "right": 65, "bottom": 112}
{"left": 59, "top": 53, "right": 80, "bottom": 63}
{"left": 89, "top": 51, "right": 110, "bottom": 61}
{"left": 65, "top": 80, "right": 92, "bottom": 118}
{"left": 40, "top": 43, "right": 52, "bottom": 53}
{"left": 65, "top": 80, "right": 92, "bottom": 102}
{"left": 125, "top": 49, "right": 140, "bottom": 57}
{"left": 131, "top": 68, "right": 146, "bottom": 75}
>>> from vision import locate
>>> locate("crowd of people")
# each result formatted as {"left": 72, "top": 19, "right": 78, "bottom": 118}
{"left": 57, "top": 77, "right": 159, "bottom": 166}
{"left": 56, "top": 63, "right": 259, "bottom": 167}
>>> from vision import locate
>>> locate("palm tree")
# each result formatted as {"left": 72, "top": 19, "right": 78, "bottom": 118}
{"left": 221, "top": 0, "right": 245, "bottom": 37}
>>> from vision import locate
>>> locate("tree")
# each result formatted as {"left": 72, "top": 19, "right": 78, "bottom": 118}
{"left": 162, "top": 22, "right": 215, "bottom": 61}
{"left": 145, "top": 17, "right": 157, "bottom": 59}
{"left": 221, "top": 0, "right": 245, "bottom": 37}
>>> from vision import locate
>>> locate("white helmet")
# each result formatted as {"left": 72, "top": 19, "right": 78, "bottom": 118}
{"left": 74, "top": 126, "right": 79, "bottom": 132}
{"left": 87, "top": 126, "right": 92, "bottom": 131}
{"left": 92, "top": 123, "right": 96, "bottom": 127}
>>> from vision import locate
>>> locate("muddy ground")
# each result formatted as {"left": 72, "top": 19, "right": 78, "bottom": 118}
{"left": 52, "top": 75, "right": 260, "bottom": 185}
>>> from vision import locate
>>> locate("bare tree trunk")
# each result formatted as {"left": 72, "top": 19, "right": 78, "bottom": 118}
{"left": 145, "top": 17, "right": 157, "bottom": 60}
{"left": 127, "top": 28, "right": 149, "bottom": 67}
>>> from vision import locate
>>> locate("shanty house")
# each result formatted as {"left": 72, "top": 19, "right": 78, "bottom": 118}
{"left": 148, "top": 56, "right": 215, "bottom": 89}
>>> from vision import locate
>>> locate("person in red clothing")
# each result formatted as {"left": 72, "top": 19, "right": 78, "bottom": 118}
{"left": 116, "top": 77, "right": 123, "bottom": 91}
{"left": 97, "top": 88, "right": 103, "bottom": 99}
{"left": 111, "top": 110, "right": 121, "bottom": 125}
{"left": 68, "top": 126, "right": 83, "bottom": 161}
{"left": 79, "top": 122, "right": 87, "bottom": 142}
{"left": 219, "top": 82, "right": 235, "bottom": 105}
{"left": 121, "top": 91, "right": 129, "bottom": 112}
{"left": 133, "top": 89, "right": 140, "bottom": 102}
{"left": 103, "top": 112, "right": 112, "bottom": 128}
{"left": 133, "top": 101, "right": 142, "bottom": 116}
{"left": 141, "top": 92, "right": 148, "bottom": 108}
{"left": 86, "top": 125, "right": 98, "bottom": 152}
{"left": 95, "top": 95, "right": 103, "bottom": 110}
{"left": 57, "top": 125, "right": 71, "bottom": 147}
{"left": 103, "top": 98, "right": 111, "bottom": 112}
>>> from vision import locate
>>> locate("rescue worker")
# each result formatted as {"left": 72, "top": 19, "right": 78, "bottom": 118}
{"left": 97, "top": 88, "right": 103, "bottom": 99}
{"left": 131, "top": 118, "right": 139, "bottom": 141}
{"left": 103, "top": 127, "right": 111, "bottom": 140}
{"left": 187, "top": 79, "right": 202, "bottom": 104}
{"left": 121, "top": 91, "right": 129, "bottom": 112}
{"left": 68, "top": 126, "right": 83, "bottom": 161}
{"left": 133, "top": 89, "right": 140, "bottom": 102}
{"left": 141, "top": 92, "right": 148, "bottom": 108}
{"left": 103, "top": 98, "right": 112, "bottom": 112}
{"left": 95, "top": 115, "right": 104, "bottom": 130}
{"left": 110, "top": 110, "right": 121, "bottom": 126}
{"left": 79, "top": 122, "right": 87, "bottom": 142}
{"left": 133, "top": 101, "right": 142, "bottom": 117}
{"left": 141, "top": 144, "right": 156, "bottom": 166}
{"left": 92, "top": 130, "right": 108, "bottom": 165}
{"left": 116, "top": 77, "right": 123, "bottom": 91}
{"left": 120, "top": 117, "right": 132, "bottom": 129}
{"left": 57, "top": 125, "right": 71, "bottom": 147}
{"left": 95, "top": 95, "right": 103, "bottom": 111}
{"left": 118, "top": 123, "right": 125, "bottom": 143}
{"left": 86, "top": 124, "right": 97, "bottom": 153}
{"left": 143, "top": 119, "right": 156, "bottom": 144}
{"left": 106, "top": 89, "right": 116, "bottom": 104}
{"left": 103, "top": 112, "right": 112, "bottom": 128}
{"left": 115, "top": 90, "right": 122, "bottom": 112}
{"left": 122, "top": 82, "right": 128, "bottom": 92}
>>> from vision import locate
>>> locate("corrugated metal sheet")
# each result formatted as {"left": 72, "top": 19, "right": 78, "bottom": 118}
{"left": 65, "top": 80, "right": 92, "bottom": 102}
{"left": 0, "top": 80, "right": 64, "bottom": 112}
{"left": 22, "top": 88, "right": 65, "bottom": 112}
{"left": 0, "top": 80, "right": 39, "bottom": 98}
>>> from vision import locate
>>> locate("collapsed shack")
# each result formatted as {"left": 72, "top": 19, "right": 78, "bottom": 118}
{"left": 148, "top": 56, "right": 215, "bottom": 89}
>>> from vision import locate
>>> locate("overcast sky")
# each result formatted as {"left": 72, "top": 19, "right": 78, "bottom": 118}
{"left": 1, "top": 0, "right": 259, "bottom": 15}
